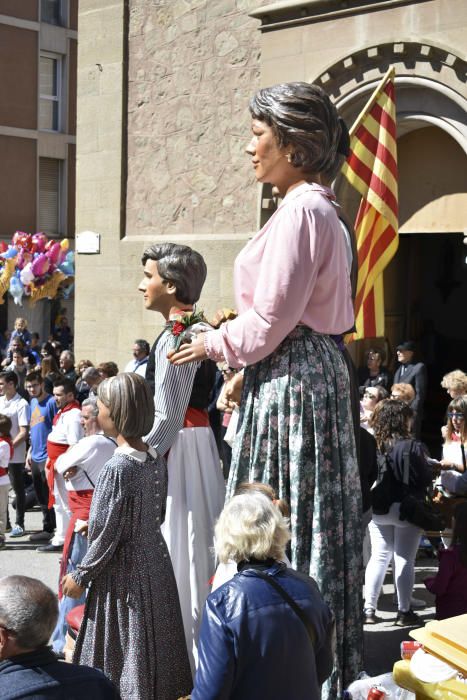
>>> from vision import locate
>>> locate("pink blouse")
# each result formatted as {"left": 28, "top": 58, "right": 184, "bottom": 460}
{"left": 205, "top": 182, "right": 354, "bottom": 368}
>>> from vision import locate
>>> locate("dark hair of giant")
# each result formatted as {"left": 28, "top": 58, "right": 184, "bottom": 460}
{"left": 371, "top": 399, "right": 413, "bottom": 453}
{"left": 141, "top": 242, "right": 207, "bottom": 305}
{"left": 249, "top": 82, "right": 346, "bottom": 178}
{"left": 452, "top": 501, "right": 467, "bottom": 567}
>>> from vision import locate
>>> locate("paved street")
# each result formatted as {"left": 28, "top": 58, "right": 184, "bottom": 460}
{"left": 1, "top": 499, "right": 439, "bottom": 682}
{"left": 1, "top": 503, "right": 60, "bottom": 590}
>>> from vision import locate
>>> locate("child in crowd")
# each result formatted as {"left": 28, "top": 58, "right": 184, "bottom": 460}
{"left": 425, "top": 502, "right": 467, "bottom": 619}
{"left": 10, "top": 317, "right": 32, "bottom": 349}
{"left": 0, "top": 414, "right": 13, "bottom": 549}
{"left": 211, "top": 481, "right": 290, "bottom": 591}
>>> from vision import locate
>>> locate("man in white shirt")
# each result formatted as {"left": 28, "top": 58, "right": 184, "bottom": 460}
{"left": 0, "top": 371, "right": 30, "bottom": 537}
{"left": 124, "top": 339, "right": 150, "bottom": 377}
{"left": 37, "top": 379, "right": 83, "bottom": 553}
{"left": 50, "top": 395, "right": 116, "bottom": 653}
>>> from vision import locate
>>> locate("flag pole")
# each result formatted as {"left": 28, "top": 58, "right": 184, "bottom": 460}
{"left": 348, "top": 65, "right": 395, "bottom": 137}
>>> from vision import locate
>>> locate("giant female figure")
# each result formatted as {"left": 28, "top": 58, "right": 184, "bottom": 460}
{"left": 170, "top": 82, "right": 363, "bottom": 696}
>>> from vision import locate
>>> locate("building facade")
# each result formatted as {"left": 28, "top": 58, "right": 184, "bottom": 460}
{"left": 74, "top": 0, "right": 467, "bottom": 376}
{"left": 0, "top": 0, "right": 77, "bottom": 338}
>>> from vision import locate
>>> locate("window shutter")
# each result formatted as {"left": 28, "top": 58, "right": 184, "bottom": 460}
{"left": 39, "top": 158, "right": 60, "bottom": 236}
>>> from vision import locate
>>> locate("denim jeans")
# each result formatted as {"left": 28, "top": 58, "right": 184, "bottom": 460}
{"left": 51, "top": 531, "right": 88, "bottom": 653}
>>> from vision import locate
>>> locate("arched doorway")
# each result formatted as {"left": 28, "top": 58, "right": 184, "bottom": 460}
{"left": 332, "top": 64, "right": 467, "bottom": 446}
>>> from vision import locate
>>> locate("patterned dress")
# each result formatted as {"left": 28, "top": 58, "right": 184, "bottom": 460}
{"left": 205, "top": 182, "right": 364, "bottom": 697}
{"left": 226, "top": 329, "right": 363, "bottom": 698}
{"left": 72, "top": 445, "right": 192, "bottom": 700}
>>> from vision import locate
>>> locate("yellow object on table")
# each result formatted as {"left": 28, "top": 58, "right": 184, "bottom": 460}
{"left": 410, "top": 615, "right": 467, "bottom": 674}
{"left": 393, "top": 615, "right": 467, "bottom": 699}
{"left": 393, "top": 660, "right": 467, "bottom": 699}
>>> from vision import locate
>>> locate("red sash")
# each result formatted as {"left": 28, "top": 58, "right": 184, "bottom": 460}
{"left": 46, "top": 401, "right": 81, "bottom": 508}
{"left": 59, "top": 489, "right": 93, "bottom": 599}
{"left": 46, "top": 441, "right": 69, "bottom": 508}
{"left": 183, "top": 407, "right": 210, "bottom": 428}
{"left": 0, "top": 437, "right": 13, "bottom": 477}
{"left": 52, "top": 400, "right": 81, "bottom": 426}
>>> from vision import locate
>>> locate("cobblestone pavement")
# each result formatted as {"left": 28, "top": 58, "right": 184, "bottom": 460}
{"left": 1, "top": 501, "right": 439, "bottom": 683}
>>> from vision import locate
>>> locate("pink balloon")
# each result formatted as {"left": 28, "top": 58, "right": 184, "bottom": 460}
{"left": 31, "top": 253, "right": 49, "bottom": 277}
{"left": 32, "top": 233, "right": 47, "bottom": 253}
{"left": 46, "top": 242, "right": 61, "bottom": 265}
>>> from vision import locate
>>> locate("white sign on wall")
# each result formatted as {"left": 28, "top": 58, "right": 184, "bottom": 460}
{"left": 76, "top": 231, "right": 101, "bottom": 254}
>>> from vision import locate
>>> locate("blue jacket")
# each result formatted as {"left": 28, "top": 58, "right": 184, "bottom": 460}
{"left": 0, "top": 647, "right": 119, "bottom": 699}
{"left": 192, "top": 562, "right": 334, "bottom": 700}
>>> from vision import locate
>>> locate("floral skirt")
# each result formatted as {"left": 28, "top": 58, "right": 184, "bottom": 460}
{"left": 227, "top": 327, "right": 363, "bottom": 697}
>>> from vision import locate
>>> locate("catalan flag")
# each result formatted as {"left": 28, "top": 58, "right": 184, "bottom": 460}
{"left": 342, "top": 66, "right": 398, "bottom": 339}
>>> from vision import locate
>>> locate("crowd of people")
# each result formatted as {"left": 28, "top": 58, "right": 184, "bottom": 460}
{"left": 0, "top": 81, "right": 466, "bottom": 700}
{"left": 357, "top": 347, "right": 467, "bottom": 629}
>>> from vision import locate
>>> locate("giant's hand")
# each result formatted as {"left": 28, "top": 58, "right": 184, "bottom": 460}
{"left": 168, "top": 333, "right": 208, "bottom": 365}
{"left": 62, "top": 574, "right": 85, "bottom": 599}
{"left": 224, "top": 371, "right": 243, "bottom": 407}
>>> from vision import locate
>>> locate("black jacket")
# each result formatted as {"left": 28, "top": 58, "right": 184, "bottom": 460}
{"left": 393, "top": 362, "right": 427, "bottom": 415}
{"left": 386, "top": 439, "right": 433, "bottom": 499}
{"left": 0, "top": 647, "right": 119, "bottom": 699}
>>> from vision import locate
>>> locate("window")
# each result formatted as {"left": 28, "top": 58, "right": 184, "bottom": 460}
{"left": 39, "top": 158, "right": 61, "bottom": 236}
{"left": 39, "top": 54, "right": 61, "bottom": 131}
{"left": 41, "top": 0, "right": 62, "bottom": 26}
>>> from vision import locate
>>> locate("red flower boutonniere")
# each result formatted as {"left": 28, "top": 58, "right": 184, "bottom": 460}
{"left": 165, "top": 309, "right": 207, "bottom": 351}
{"left": 172, "top": 321, "right": 185, "bottom": 336}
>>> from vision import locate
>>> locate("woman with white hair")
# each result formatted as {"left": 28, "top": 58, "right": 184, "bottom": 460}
{"left": 191, "top": 493, "right": 334, "bottom": 700}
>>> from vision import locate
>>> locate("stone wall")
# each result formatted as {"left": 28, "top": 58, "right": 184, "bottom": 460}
{"left": 127, "top": 0, "right": 269, "bottom": 238}
{"left": 75, "top": 0, "right": 269, "bottom": 368}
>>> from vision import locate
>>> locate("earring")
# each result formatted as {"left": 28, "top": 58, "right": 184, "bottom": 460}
{"left": 286, "top": 153, "right": 292, "bottom": 163}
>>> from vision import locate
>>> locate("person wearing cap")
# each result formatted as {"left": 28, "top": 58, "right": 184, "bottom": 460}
{"left": 393, "top": 341, "right": 427, "bottom": 439}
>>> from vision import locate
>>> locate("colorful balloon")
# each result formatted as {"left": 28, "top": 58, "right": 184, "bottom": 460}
{"left": 46, "top": 242, "right": 61, "bottom": 265}
{"left": 59, "top": 261, "right": 74, "bottom": 276}
{"left": 20, "top": 263, "right": 35, "bottom": 286}
{"left": 32, "top": 233, "right": 47, "bottom": 253}
{"left": 3, "top": 246, "right": 18, "bottom": 259}
{"left": 31, "top": 254, "right": 49, "bottom": 277}
{"left": 9, "top": 276, "right": 24, "bottom": 305}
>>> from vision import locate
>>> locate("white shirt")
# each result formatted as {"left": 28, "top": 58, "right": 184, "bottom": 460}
{"left": 0, "top": 441, "right": 10, "bottom": 486}
{"left": 0, "top": 393, "right": 30, "bottom": 463}
{"left": 442, "top": 440, "right": 466, "bottom": 469}
{"left": 124, "top": 357, "right": 148, "bottom": 377}
{"left": 48, "top": 407, "right": 83, "bottom": 446}
{"left": 55, "top": 433, "right": 117, "bottom": 492}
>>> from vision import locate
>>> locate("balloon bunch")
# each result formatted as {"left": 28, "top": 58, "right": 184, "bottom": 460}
{"left": 0, "top": 232, "right": 75, "bottom": 306}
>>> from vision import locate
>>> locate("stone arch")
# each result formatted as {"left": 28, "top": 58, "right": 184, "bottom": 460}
{"left": 318, "top": 42, "right": 467, "bottom": 228}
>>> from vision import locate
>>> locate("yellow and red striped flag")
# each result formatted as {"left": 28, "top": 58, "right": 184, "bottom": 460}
{"left": 342, "top": 66, "right": 398, "bottom": 339}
